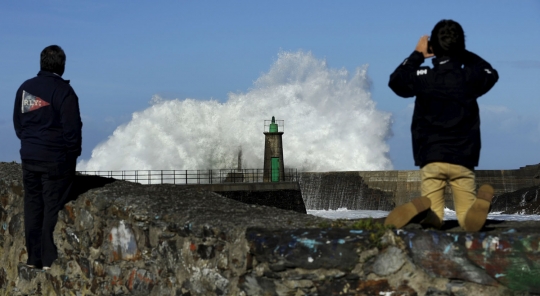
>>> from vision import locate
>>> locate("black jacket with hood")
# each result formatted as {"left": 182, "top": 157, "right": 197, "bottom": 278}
{"left": 13, "top": 70, "right": 82, "bottom": 163}
{"left": 389, "top": 50, "right": 498, "bottom": 169}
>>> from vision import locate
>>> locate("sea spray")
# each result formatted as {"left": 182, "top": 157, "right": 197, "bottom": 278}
{"left": 78, "top": 51, "right": 393, "bottom": 171}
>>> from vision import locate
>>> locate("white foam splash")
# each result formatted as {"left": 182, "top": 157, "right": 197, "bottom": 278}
{"left": 77, "top": 51, "right": 393, "bottom": 171}
{"left": 307, "top": 208, "right": 540, "bottom": 221}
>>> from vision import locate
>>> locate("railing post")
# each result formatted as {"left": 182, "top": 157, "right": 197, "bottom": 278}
{"left": 185, "top": 170, "right": 187, "bottom": 184}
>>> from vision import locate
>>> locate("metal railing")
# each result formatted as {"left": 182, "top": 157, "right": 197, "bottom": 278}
{"left": 77, "top": 169, "right": 298, "bottom": 185}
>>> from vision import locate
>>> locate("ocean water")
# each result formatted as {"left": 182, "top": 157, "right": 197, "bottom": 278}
{"left": 308, "top": 208, "right": 540, "bottom": 221}
{"left": 77, "top": 51, "right": 392, "bottom": 172}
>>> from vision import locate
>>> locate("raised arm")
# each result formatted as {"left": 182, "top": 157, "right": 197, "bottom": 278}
{"left": 388, "top": 36, "right": 433, "bottom": 98}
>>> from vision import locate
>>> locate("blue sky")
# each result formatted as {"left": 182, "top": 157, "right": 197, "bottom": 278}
{"left": 1, "top": 1, "right": 539, "bottom": 170}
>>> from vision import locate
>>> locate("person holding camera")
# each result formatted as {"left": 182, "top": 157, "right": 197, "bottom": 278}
{"left": 385, "top": 20, "right": 499, "bottom": 231}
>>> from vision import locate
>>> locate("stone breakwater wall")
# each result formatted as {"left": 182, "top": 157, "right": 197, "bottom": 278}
{"left": 0, "top": 162, "right": 538, "bottom": 295}
{"left": 299, "top": 164, "right": 540, "bottom": 210}
{"left": 181, "top": 182, "right": 307, "bottom": 214}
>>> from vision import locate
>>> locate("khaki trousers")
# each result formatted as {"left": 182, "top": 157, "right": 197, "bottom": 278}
{"left": 421, "top": 162, "right": 476, "bottom": 228}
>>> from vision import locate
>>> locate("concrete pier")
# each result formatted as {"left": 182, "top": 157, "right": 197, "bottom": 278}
{"left": 182, "top": 182, "right": 306, "bottom": 214}
{"left": 299, "top": 164, "right": 540, "bottom": 210}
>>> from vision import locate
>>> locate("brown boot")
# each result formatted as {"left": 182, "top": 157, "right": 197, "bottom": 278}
{"left": 384, "top": 196, "right": 431, "bottom": 229}
{"left": 463, "top": 184, "right": 494, "bottom": 232}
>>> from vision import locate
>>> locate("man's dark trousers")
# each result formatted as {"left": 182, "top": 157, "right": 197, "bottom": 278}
{"left": 22, "top": 159, "right": 75, "bottom": 268}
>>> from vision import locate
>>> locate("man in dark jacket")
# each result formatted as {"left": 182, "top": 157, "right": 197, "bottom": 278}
{"left": 384, "top": 20, "right": 499, "bottom": 231}
{"left": 13, "top": 45, "right": 82, "bottom": 270}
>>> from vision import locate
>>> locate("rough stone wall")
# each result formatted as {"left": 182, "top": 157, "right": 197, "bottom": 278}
{"left": 0, "top": 162, "right": 536, "bottom": 295}
{"left": 245, "top": 228, "right": 518, "bottom": 296}
{"left": 1, "top": 162, "right": 330, "bottom": 295}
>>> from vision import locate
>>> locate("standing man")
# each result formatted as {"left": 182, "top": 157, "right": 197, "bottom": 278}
{"left": 13, "top": 45, "right": 82, "bottom": 270}
{"left": 385, "top": 20, "right": 498, "bottom": 231}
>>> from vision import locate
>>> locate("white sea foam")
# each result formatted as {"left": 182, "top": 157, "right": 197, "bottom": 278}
{"left": 307, "top": 208, "right": 540, "bottom": 221}
{"left": 78, "top": 51, "right": 393, "bottom": 171}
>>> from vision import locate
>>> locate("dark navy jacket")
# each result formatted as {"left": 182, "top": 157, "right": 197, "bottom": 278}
{"left": 13, "top": 71, "right": 82, "bottom": 163}
{"left": 389, "top": 50, "right": 498, "bottom": 169}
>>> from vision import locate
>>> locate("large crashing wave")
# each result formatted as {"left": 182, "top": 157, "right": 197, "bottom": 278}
{"left": 77, "top": 51, "right": 393, "bottom": 171}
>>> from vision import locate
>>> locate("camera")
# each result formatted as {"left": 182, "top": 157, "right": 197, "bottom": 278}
{"left": 427, "top": 40, "right": 433, "bottom": 54}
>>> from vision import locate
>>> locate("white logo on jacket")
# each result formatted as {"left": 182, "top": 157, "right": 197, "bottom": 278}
{"left": 21, "top": 90, "right": 50, "bottom": 113}
{"left": 417, "top": 69, "right": 428, "bottom": 76}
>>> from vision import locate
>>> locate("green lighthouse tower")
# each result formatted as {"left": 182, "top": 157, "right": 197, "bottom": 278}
{"left": 263, "top": 116, "right": 285, "bottom": 182}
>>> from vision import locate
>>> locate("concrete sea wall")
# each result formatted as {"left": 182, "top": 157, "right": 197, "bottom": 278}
{"left": 299, "top": 164, "right": 540, "bottom": 210}
{"left": 181, "top": 182, "right": 306, "bottom": 214}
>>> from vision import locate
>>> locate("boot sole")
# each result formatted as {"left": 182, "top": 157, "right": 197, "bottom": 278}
{"left": 384, "top": 196, "right": 431, "bottom": 228}
{"left": 463, "top": 184, "right": 494, "bottom": 232}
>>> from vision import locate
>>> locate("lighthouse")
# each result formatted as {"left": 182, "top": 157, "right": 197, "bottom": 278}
{"left": 263, "top": 116, "right": 285, "bottom": 182}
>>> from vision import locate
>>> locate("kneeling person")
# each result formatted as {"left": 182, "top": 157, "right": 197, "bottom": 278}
{"left": 385, "top": 20, "right": 498, "bottom": 231}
